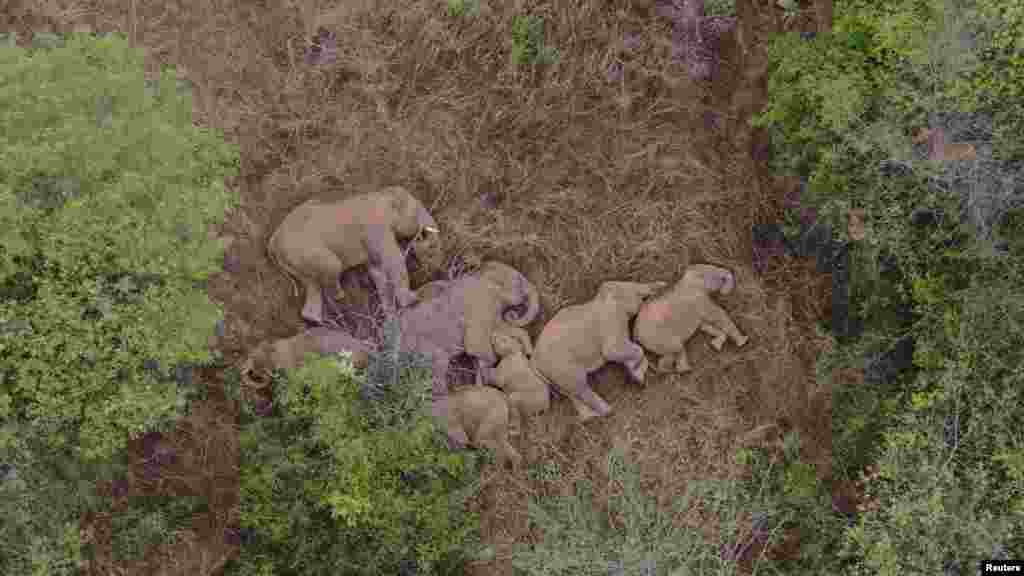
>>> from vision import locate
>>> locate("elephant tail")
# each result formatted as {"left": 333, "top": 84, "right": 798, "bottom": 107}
{"left": 266, "top": 229, "right": 301, "bottom": 300}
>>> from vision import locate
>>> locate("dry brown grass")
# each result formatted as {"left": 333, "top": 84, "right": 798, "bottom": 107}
{"left": 4, "top": 0, "right": 835, "bottom": 573}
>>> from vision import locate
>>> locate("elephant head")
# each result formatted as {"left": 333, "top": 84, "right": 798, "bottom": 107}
{"left": 479, "top": 261, "right": 540, "bottom": 327}
{"left": 387, "top": 186, "right": 445, "bottom": 273}
{"left": 685, "top": 264, "right": 736, "bottom": 295}
{"left": 596, "top": 281, "right": 668, "bottom": 315}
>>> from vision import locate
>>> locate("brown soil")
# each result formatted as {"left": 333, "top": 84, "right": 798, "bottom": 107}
{"left": 5, "top": 0, "right": 837, "bottom": 574}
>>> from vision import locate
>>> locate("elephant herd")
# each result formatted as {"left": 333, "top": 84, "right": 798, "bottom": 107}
{"left": 241, "top": 187, "right": 748, "bottom": 469}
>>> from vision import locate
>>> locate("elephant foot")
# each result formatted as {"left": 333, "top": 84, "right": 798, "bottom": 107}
{"left": 395, "top": 288, "right": 418, "bottom": 309}
{"left": 656, "top": 356, "right": 677, "bottom": 373}
{"left": 734, "top": 334, "right": 749, "bottom": 348}
{"left": 573, "top": 399, "right": 602, "bottom": 422}
{"left": 301, "top": 305, "right": 324, "bottom": 326}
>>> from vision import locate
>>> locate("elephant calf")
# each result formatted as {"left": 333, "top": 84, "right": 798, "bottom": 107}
{"left": 435, "top": 385, "right": 522, "bottom": 469}
{"left": 267, "top": 186, "right": 444, "bottom": 325}
{"left": 633, "top": 264, "right": 748, "bottom": 373}
{"left": 531, "top": 281, "right": 666, "bottom": 422}
{"left": 488, "top": 330, "right": 550, "bottom": 437}
{"left": 397, "top": 260, "right": 540, "bottom": 396}
{"left": 240, "top": 327, "right": 374, "bottom": 388}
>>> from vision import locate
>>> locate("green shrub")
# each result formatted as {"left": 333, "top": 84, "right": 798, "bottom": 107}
{"left": 757, "top": 0, "right": 1024, "bottom": 572}
{"left": 446, "top": 0, "right": 480, "bottom": 19}
{"left": 511, "top": 444, "right": 791, "bottom": 575}
{"left": 227, "top": 334, "right": 486, "bottom": 576}
{"left": 511, "top": 14, "right": 558, "bottom": 67}
{"left": 705, "top": 0, "right": 736, "bottom": 18}
{"left": 0, "top": 31, "right": 238, "bottom": 460}
{"left": 0, "top": 31, "right": 238, "bottom": 575}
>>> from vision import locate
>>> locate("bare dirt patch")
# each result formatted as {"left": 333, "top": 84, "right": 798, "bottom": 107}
{"left": 7, "top": 0, "right": 835, "bottom": 573}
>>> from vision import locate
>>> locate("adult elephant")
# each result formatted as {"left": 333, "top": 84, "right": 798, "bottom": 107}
{"left": 267, "top": 186, "right": 444, "bottom": 325}
{"left": 398, "top": 260, "right": 541, "bottom": 395}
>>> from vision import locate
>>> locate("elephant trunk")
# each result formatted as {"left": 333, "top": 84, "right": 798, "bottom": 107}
{"left": 504, "top": 277, "right": 540, "bottom": 326}
{"left": 417, "top": 204, "right": 439, "bottom": 233}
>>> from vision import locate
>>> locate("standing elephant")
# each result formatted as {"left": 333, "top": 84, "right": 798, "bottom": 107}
{"left": 531, "top": 281, "right": 667, "bottom": 422}
{"left": 633, "top": 264, "right": 748, "bottom": 373}
{"left": 267, "top": 186, "right": 444, "bottom": 325}
{"left": 398, "top": 260, "right": 541, "bottom": 396}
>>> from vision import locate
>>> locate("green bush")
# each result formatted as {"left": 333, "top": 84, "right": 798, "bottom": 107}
{"left": 756, "top": 0, "right": 1024, "bottom": 572}
{"left": 0, "top": 31, "right": 238, "bottom": 460}
{"left": 0, "top": 32, "right": 238, "bottom": 574}
{"left": 511, "top": 444, "right": 792, "bottom": 575}
{"left": 511, "top": 14, "right": 558, "bottom": 67}
{"left": 227, "top": 329, "right": 486, "bottom": 576}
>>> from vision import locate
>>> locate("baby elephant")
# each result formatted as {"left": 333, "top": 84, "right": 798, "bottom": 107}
{"left": 633, "top": 264, "right": 748, "bottom": 373}
{"left": 488, "top": 330, "right": 550, "bottom": 437}
{"left": 436, "top": 385, "right": 522, "bottom": 469}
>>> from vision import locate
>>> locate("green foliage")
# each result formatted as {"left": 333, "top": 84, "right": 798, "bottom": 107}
{"left": 705, "top": 0, "right": 736, "bottom": 18}
{"left": 110, "top": 494, "right": 208, "bottom": 562}
{"left": 511, "top": 445, "right": 789, "bottom": 575}
{"left": 511, "top": 14, "right": 558, "bottom": 67}
{"left": 446, "top": 0, "right": 480, "bottom": 19}
{"left": 758, "top": 0, "right": 1024, "bottom": 572}
{"left": 0, "top": 32, "right": 239, "bottom": 461}
{"left": 228, "top": 346, "right": 486, "bottom": 576}
{"left": 0, "top": 31, "right": 237, "bottom": 575}
{"left": 0, "top": 429, "right": 117, "bottom": 576}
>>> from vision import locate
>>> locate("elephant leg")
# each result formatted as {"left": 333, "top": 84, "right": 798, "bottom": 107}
{"left": 570, "top": 372, "right": 612, "bottom": 421}
{"left": 572, "top": 397, "right": 603, "bottom": 421}
{"left": 700, "top": 323, "right": 728, "bottom": 351}
{"left": 368, "top": 265, "right": 397, "bottom": 314}
{"left": 301, "top": 278, "right": 325, "bottom": 325}
{"left": 475, "top": 358, "right": 497, "bottom": 387}
{"left": 501, "top": 441, "right": 523, "bottom": 469}
{"left": 506, "top": 396, "right": 524, "bottom": 437}
{"left": 446, "top": 425, "right": 470, "bottom": 451}
{"left": 673, "top": 348, "right": 693, "bottom": 373}
{"left": 299, "top": 247, "right": 347, "bottom": 325}
{"left": 604, "top": 340, "right": 649, "bottom": 384}
{"left": 366, "top": 229, "right": 417, "bottom": 310}
{"left": 703, "top": 303, "right": 748, "bottom": 347}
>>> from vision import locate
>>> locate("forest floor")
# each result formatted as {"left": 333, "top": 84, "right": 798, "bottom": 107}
{"left": 6, "top": 0, "right": 844, "bottom": 573}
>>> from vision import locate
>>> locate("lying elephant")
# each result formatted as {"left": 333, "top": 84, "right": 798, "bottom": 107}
{"left": 435, "top": 384, "right": 522, "bottom": 469}
{"left": 488, "top": 330, "right": 549, "bottom": 437}
{"left": 531, "top": 281, "right": 667, "bottom": 422}
{"left": 398, "top": 260, "right": 540, "bottom": 395}
{"left": 239, "top": 327, "right": 375, "bottom": 388}
{"left": 633, "top": 264, "right": 748, "bottom": 373}
{"left": 267, "top": 186, "right": 444, "bottom": 325}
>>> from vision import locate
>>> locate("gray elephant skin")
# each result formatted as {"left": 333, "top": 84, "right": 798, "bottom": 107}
{"left": 398, "top": 260, "right": 541, "bottom": 396}
{"left": 531, "top": 281, "right": 666, "bottom": 422}
{"left": 267, "top": 186, "right": 444, "bottom": 325}
{"left": 633, "top": 264, "right": 748, "bottom": 373}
